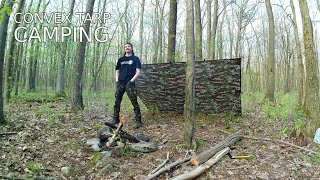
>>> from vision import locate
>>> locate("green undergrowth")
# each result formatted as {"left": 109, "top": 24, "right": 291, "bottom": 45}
{"left": 260, "top": 92, "right": 308, "bottom": 139}
{"left": 11, "top": 91, "right": 63, "bottom": 103}
{"left": 241, "top": 92, "right": 265, "bottom": 115}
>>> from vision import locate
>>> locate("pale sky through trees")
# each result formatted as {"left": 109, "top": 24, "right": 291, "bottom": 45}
{"left": 12, "top": 0, "right": 320, "bottom": 62}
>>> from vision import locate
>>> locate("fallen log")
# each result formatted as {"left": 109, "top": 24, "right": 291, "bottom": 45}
{"left": 190, "top": 131, "right": 242, "bottom": 166}
{"left": 0, "top": 175, "right": 24, "bottom": 180}
{"left": 170, "top": 147, "right": 231, "bottom": 180}
{"left": 0, "top": 132, "right": 18, "bottom": 136}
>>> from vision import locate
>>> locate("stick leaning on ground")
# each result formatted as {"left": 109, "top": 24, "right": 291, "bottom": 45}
{"left": 145, "top": 157, "right": 192, "bottom": 180}
{"left": 148, "top": 152, "right": 170, "bottom": 176}
{"left": 106, "top": 114, "right": 124, "bottom": 147}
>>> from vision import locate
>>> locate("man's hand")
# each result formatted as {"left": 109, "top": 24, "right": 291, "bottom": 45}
{"left": 126, "top": 80, "right": 135, "bottom": 88}
{"left": 130, "top": 68, "right": 141, "bottom": 82}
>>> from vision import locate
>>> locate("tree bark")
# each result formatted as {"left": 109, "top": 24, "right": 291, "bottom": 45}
{"left": 71, "top": 0, "right": 96, "bottom": 110}
{"left": 27, "top": 0, "right": 41, "bottom": 92}
{"left": 235, "top": 5, "right": 243, "bottom": 58}
{"left": 265, "top": 0, "right": 275, "bottom": 102}
{"left": 14, "top": 42, "right": 24, "bottom": 95}
{"left": 167, "top": 0, "right": 177, "bottom": 62}
{"left": 152, "top": 1, "right": 159, "bottom": 63}
{"left": 56, "top": 0, "right": 76, "bottom": 97}
{"left": 184, "top": 0, "right": 196, "bottom": 149}
{"left": 217, "top": 5, "right": 226, "bottom": 59}
{"left": 206, "top": 0, "right": 211, "bottom": 59}
{"left": 157, "top": 1, "right": 166, "bottom": 63}
{"left": 299, "top": 0, "right": 320, "bottom": 133}
{"left": 5, "top": 0, "right": 25, "bottom": 101}
{"left": 190, "top": 131, "right": 242, "bottom": 166}
{"left": 226, "top": 1, "right": 233, "bottom": 58}
{"left": 194, "top": 0, "right": 202, "bottom": 60}
{"left": 0, "top": 0, "right": 13, "bottom": 124}
{"left": 14, "top": 0, "right": 33, "bottom": 96}
{"left": 138, "top": 0, "right": 145, "bottom": 58}
{"left": 210, "top": 0, "right": 218, "bottom": 60}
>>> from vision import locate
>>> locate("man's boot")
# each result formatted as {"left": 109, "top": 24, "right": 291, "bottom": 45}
{"left": 109, "top": 117, "right": 119, "bottom": 126}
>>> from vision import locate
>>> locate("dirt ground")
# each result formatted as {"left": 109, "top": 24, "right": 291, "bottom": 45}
{"left": 1, "top": 97, "right": 320, "bottom": 179}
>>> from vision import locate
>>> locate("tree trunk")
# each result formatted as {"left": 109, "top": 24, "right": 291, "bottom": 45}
{"left": 265, "top": 0, "right": 275, "bottom": 102}
{"left": 28, "top": 0, "right": 41, "bottom": 92}
{"left": 56, "top": 0, "right": 76, "bottom": 97}
{"left": 184, "top": 0, "right": 196, "bottom": 149}
{"left": 0, "top": 0, "right": 13, "bottom": 124}
{"left": 14, "top": 42, "right": 24, "bottom": 96}
{"left": 282, "top": 31, "right": 290, "bottom": 93}
{"left": 226, "top": 7, "right": 233, "bottom": 58}
{"left": 139, "top": 0, "right": 145, "bottom": 59}
{"left": 235, "top": 6, "right": 244, "bottom": 58}
{"left": 206, "top": 0, "right": 211, "bottom": 59}
{"left": 210, "top": 0, "right": 218, "bottom": 60}
{"left": 152, "top": 1, "right": 159, "bottom": 63}
{"left": 194, "top": 0, "right": 202, "bottom": 60}
{"left": 167, "top": 0, "right": 177, "bottom": 62}
{"left": 217, "top": 6, "right": 226, "bottom": 59}
{"left": 299, "top": 0, "right": 320, "bottom": 133}
{"left": 14, "top": 0, "right": 33, "bottom": 95}
{"left": 71, "top": 0, "right": 96, "bottom": 110}
{"left": 5, "top": 0, "right": 25, "bottom": 101}
{"left": 157, "top": 1, "right": 165, "bottom": 63}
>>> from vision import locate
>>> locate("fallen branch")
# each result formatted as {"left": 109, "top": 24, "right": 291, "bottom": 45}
{"left": 215, "top": 128, "right": 317, "bottom": 154}
{"left": 0, "top": 132, "right": 18, "bottom": 136}
{"left": 190, "top": 131, "right": 242, "bottom": 166}
{"left": 145, "top": 156, "right": 192, "bottom": 180}
{"left": 0, "top": 175, "right": 24, "bottom": 180}
{"left": 148, "top": 152, "right": 170, "bottom": 176}
{"left": 0, "top": 174, "right": 57, "bottom": 180}
{"left": 226, "top": 165, "right": 247, "bottom": 170}
{"left": 170, "top": 147, "right": 230, "bottom": 180}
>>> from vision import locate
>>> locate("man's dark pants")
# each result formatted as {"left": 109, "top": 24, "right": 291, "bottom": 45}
{"left": 113, "top": 81, "right": 141, "bottom": 125}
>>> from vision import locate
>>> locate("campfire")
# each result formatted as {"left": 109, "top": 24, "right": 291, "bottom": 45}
{"left": 86, "top": 113, "right": 158, "bottom": 155}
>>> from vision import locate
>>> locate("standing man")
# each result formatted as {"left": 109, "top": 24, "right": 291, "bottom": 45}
{"left": 110, "top": 42, "right": 142, "bottom": 128}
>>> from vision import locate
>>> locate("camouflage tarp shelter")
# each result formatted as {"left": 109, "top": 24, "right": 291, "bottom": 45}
{"left": 136, "top": 58, "right": 241, "bottom": 115}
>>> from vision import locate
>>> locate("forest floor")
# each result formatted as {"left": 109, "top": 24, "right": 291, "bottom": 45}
{"left": 1, "top": 92, "right": 320, "bottom": 179}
